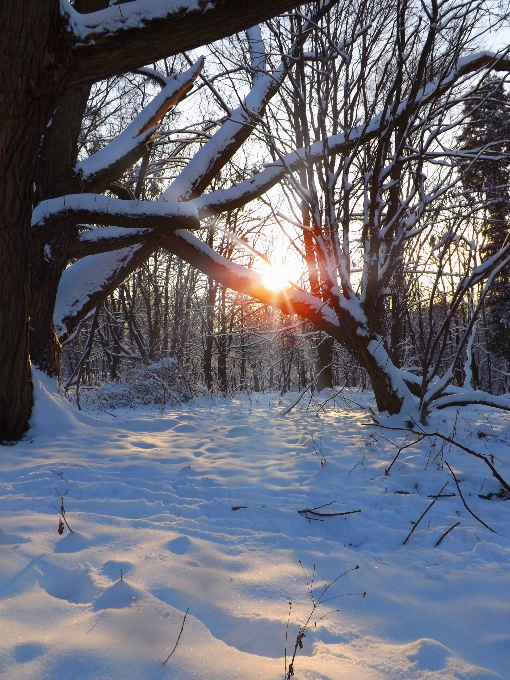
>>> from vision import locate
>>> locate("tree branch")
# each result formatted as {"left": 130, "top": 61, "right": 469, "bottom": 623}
{"left": 77, "top": 58, "right": 204, "bottom": 193}
{"left": 162, "top": 0, "right": 340, "bottom": 201}
{"left": 159, "top": 229, "right": 342, "bottom": 334}
{"left": 32, "top": 194, "right": 200, "bottom": 241}
{"left": 63, "top": 0, "right": 309, "bottom": 85}
{"left": 190, "top": 51, "right": 510, "bottom": 217}
{"left": 55, "top": 241, "right": 158, "bottom": 341}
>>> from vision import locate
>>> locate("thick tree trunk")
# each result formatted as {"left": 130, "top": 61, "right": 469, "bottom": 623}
{"left": 30, "top": 85, "right": 90, "bottom": 374}
{"left": 354, "top": 336, "right": 406, "bottom": 415}
{"left": 0, "top": 1, "right": 71, "bottom": 440}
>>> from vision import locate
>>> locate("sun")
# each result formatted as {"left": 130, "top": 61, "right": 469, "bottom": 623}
{"left": 260, "top": 263, "right": 292, "bottom": 291}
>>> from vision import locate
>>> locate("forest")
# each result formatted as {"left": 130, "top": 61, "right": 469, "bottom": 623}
{"left": 50, "top": 0, "right": 510, "bottom": 423}
{"left": 1, "top": 2, "right": 510, "bottom": 679}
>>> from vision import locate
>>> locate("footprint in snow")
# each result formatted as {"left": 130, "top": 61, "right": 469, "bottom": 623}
{"left": 38, "top": 561, "right": 100, "bottom": 604}
{"left": 101, "top": 559, "right": 133, "bottom": 580}
{"left": 14, "top": 641, "right": 46, "bottom": 664}
{"left": 404, "top": 638, "right": 451, "bottom": 671}
{"left": 130, "top": 441, "right": 156, "bottom": 449}
{"left": 172, "top": 423, "right": 199, "bottom": 433}
{"left": 53, "top": 531, "right": 92, "bottom": 554}
{"left": 0, "top": 528, "right": 28, "bottom": 545}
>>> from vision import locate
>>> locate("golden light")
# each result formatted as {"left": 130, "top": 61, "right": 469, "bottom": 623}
{"left": 261, "top": 263, "right": 292, "bottom": 290}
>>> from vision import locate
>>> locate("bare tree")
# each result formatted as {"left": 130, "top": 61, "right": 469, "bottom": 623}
{"left": 3, "top": 0, "right": 510, "bottom": 441}
{"left": 0, "top": 0, "right": 313, "bottom": 441}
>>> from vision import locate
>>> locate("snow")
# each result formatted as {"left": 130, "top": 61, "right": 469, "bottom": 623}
{"left": 54, "top": 246, "right": 143, "bottom": 337}
{"left": 1, "top": 371, "right": 510, "bottom": 679}
{"left": 76, "top": 59, "right": 204, "bottom": 185}
{"left": 61, "top": 1, "right": 203, "bottom": 41}
{"left": 32, "top": 194, "right": 199, "bottom": 230}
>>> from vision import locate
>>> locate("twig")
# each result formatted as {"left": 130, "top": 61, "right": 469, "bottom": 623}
{"left": 162, "top": 608, "right": 189, "bottom": 666}
{"left": 435, "top": 521, "right": 460, "bottom": 547}
{"left": 298, "top": 508, "right": 361, "bottom": 518}
{"left": 385, "top": 436, "right": 423, "bottom": 475}
{"left": 55, "top": 487, "right": 74, "bottom": 534}
{"left": 444, "top": 462, "right": 498, "bottom": 534}
{"left": 403, "top": 482, "right": 448, "bottom": 545}
{"left": 280, "top": 364, "right": 331, "bottom": 416}
{"left": 297, "top": 501, "right": 361, "bottom": 518}
{"left": 284, "top": 601, "right": 292, "bottom": 679}
{"left": 376, "top": 423, "right": 510, "bottom": 492}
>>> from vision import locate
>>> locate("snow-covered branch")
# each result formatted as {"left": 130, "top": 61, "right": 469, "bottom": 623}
{"left": 76, "top": 58, "right": 204, "bottom": 193}
{"left": 61, "top": 0, "right": 308, "bottom": 84}
{"left": 161, "top": 1, "right": 334, "bottom": 201}
{"left": 32, "top": 194, "right": 199, "bottom": 240}
{"left": 159, "top": 229, "right": 342, "bottom": 332}
{"left": 55, "top": 242, "right": 157, "bottom": 341}
{"left": 190, "top": 51, "right": 510, "bottom": 218}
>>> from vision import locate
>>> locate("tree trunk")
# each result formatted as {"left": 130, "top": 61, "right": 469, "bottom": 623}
{"left": 315, "top": 333, "right": 334, "bottom": 390}
{"left": 0, "top": 1, "right": 71, "bottom": 440}
{"left": 203, "top": 277, "right": 217, "bottom": 391}
{"left": 30, "top": 86, "right": 90, "bottom": 375}
{"left": 354, "top": 335, "right": 406, "bottom": 415}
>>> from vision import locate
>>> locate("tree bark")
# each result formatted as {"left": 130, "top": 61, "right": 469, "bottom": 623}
{"left": 69, "top": 0, "right": 308, "bottom": 85}
{"left": 0, "top": 1, "right": 71, "bottom": 440}
{"left": 315, "top": 334, "right": 334, "bottom": 391}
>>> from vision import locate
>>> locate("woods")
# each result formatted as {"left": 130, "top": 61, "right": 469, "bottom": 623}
{"left": 2, "top": 0, "right": 510, "bottom": 439}
{"left": 0, "top": 0, "right": 307, "bottom": 440}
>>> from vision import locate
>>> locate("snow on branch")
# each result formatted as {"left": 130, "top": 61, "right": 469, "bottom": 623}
{"left": 162, "top": 1, "right": 335, "bottom": 201}
{"left": 61, "top": 0, "right": 215, "bottom": 42}
{"left": 61, "top": 0, "right": 308, "bottom": 84}
{"left": 159, "top": 229, "right": 341, "bottom": 332}
{"left": 191, "top": 51, "right": 510, "bottom": 217}
{"left": 32, "top": 194, "right": 199, "bottom": 240}
{"left": 77, "top": 58, "right": 204, "bottom": 193}
{"left": 69, "top": 227, "right": 153, "bottom": 260}
{"left": 192, "top": 119, "right": 383, "bottom": 216}
{"left": 433, "top": 392, "right": 510, "bottom": 412}
{"left": 162, "top": 28, "right": 286, "bottom": 200}
{"left": 55, "top": 242, "right": 156, "bottom": 341}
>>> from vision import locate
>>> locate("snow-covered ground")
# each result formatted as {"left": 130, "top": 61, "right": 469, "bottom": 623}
{"left": 1, "top": 370, "right": 509, "bottom": 679}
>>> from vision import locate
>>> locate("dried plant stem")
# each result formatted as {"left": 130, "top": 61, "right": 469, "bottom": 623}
{"left": 285, "top": 564, "right": 362, "bottom": 679}
{"left": 162, "top": 608, "right": 189, "bottom": 666}
{"left": 403, "top": 482, "right": 448, "bottom": 545}
{"left": 284, "top": 601, "right": 292, "bottom": 679}
{"left": 444, "top": 462, "right": 498, "bottom": 535}
{"left": 435, "top": 521, "right": 460, "bottom": 547}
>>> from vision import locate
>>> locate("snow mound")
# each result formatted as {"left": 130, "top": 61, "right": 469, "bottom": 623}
{"left": 403, "top": 638, "right": 451, "bottom": 671}
{"left": 93, "top": 580, "right": 145, "bottom": 611}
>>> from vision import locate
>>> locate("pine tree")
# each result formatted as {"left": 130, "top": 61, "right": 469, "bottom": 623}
{"left": 459, "top": 79, "right": 510, "bottom": 359}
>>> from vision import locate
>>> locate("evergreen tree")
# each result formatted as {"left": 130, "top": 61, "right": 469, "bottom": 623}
{"left": 459, "top": 79, "right": 510, "bottom": 359}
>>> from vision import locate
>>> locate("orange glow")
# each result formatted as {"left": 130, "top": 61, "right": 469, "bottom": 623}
{"left": 261, "top": 264, "right": 292, "bottom": 290}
